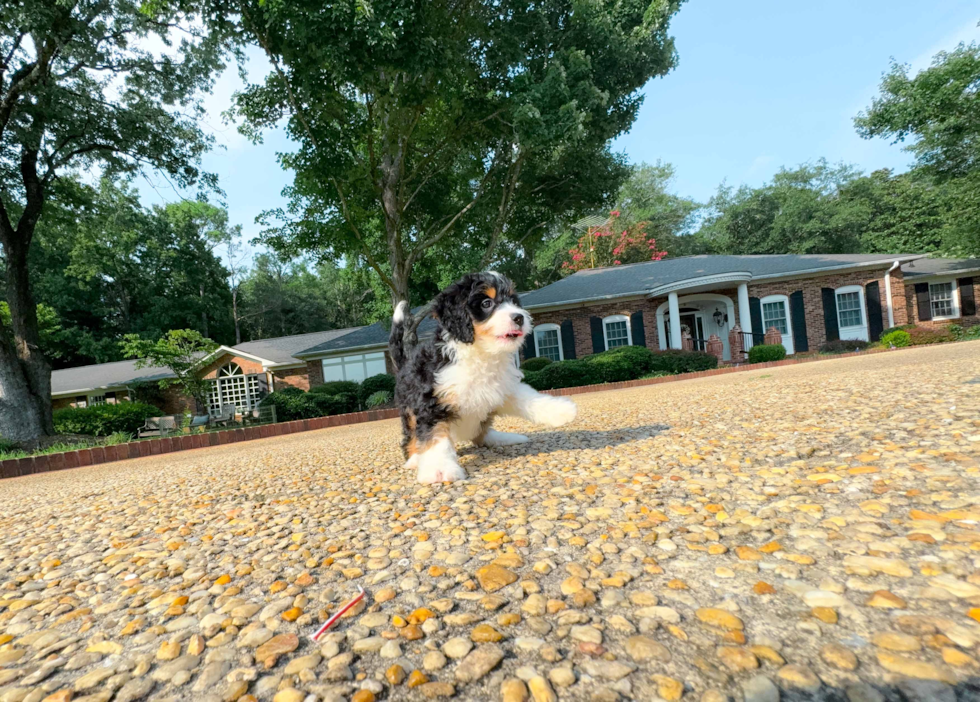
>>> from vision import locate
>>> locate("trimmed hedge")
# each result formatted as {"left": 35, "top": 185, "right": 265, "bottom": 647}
{"left": 747, "top": 344, "right": 787, "bottom": 363}
{"left": 52, "top": 402, "right": 161, "bottom": 437}
{"left": 819, "top": 339, "right": 871, "bottom": 354}
{"left": 260, "top": 388, "right": 358, "bottom": 422}
{"left": 524, "top": 359, "right": 600, "bottom": 390}
{"left": 880, "top": 330, "right": 911, "bottom": 348}
{"left": 521, "top": 357, "right": 553, "bottom": 372}
{"left": 906, "top": 326, "right": 955, "bottom": 345}
{"left": 647, "top": 349, "right": 718, "bottom": 375}
{"left": 586, "top": 345, "right": 656, "bottom": 383}
{"left": 309, "top": 380, "right": 360, "bottom": 396}
{"left": 360, "top": 374, "right": 396, "bottom": 404}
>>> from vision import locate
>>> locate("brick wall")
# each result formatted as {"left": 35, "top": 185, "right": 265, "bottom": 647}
{"left": 306, "top": 360, "right": 324, "bottom": 388}
{"left": 200, "top": 354, "right": 265, "bottom": 379}
{"left": 530, "top": 298, "right": 657, "bottom": 359}
{"left": 272, "top": 367, "right": 311, "bottom": 391}
{"left": 903, "top": 276, "right": 980, "bottom": 329}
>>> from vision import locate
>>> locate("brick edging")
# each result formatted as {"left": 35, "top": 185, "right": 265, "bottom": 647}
{"left": 0, "top": 342, "right": 951, "bottom": 481}
{"left": 0, "top": 408, "right": 401, "bottom": 480}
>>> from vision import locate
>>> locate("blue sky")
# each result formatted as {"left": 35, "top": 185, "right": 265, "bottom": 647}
{"left": 138, "top": 1, "right": 980, "bottom": 257}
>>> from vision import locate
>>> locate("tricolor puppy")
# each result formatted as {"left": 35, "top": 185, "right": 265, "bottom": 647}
{"left": 389, "top": 272, "right": 577, "bottom": 484}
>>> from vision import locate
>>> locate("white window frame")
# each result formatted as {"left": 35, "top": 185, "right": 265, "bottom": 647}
{"left": 928, "top": 279, "right": 960, "bottom": 320}
{"left": 533, "top": 323, "right": 564, "bottom": 362}
{"left": 87, "top": 394, "right": 106, "bottom": 406}
{"left": 602, "top": 314, "right": 632, "bottom": 349}
{"left": 759, "top": 294, "right": 791, "bottom": 337}
{"left": 208, "top": 363, "right": 265, "bottom": 416}
{"left": 320, "top": 351, "right": 388, "bottom": 383}
{"left": 835, "top": 285, "right": 868, "bottom": 341}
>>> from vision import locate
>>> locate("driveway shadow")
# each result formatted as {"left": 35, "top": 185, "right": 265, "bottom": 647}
{"left": 459, "top": 423, "right": 670, "bottom": 460}
{"left": 773, "top": 677, "right": 980, "bottom": 702}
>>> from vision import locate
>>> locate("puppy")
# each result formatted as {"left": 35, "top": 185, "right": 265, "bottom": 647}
{"left": 389, "top": 272, "right": 577, "bottom": 484}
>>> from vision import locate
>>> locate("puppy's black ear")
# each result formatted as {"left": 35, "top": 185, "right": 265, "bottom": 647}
{"left": 433, "top": 278, "right": 475, "bottom": 344}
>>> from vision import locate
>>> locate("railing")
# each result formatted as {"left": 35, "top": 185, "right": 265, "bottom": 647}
{"left": 739, "top": 331, "right": 765, "bottom": 349}
{"left": 689, "top": 336, "right": 708, "bottom": 352}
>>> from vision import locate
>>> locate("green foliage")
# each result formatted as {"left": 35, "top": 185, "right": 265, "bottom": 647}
{"left": 880, "top": 330, "right": 911, "bottom": 348}
{"left": 259, "top": 388, "right": 358, "bottom": 422}
{"left": 585, "top": 345, "right": 657, "bottom": 383}
{"left": 748, "top": 344, "right": 787, "bottom": 364}
{"left": 528, "top": 360, "right": 603, "bottom": 390}
{"left": 311, "top": 381, "right": 361, "bottom": 397}
{"left": 521, "top": 357, "right": 553, "bottom": 372}
{"left": 0, "top": 437, "right": 20, "bottom": 454}
{"left": 647, "top": 350, "right": 719, "bottom": 374}
{"left": 366, "top": 391, "right": 393, "bottom": 409}
{"left": 359, "top": 375, "right": 396, "bottom": 404}
{"left": 882, "top": 324, "right": 914, "bottom": 336}
{"left": 121, "top": 329, "right": 218, "bottom": 409}
{"left": 819, "top": 339, "right": 871, "bottom": 354}
{"left": 953, "top": 324, "right": 980, "bottom": 341}
{"left": 0, "top": 302, "right": 65, "bottom": 361}
{"left": 906, "top": 326, "right": 955, "bottom": 345}
{"left": 52, "top": 403, "right": 160, "bottom": 437}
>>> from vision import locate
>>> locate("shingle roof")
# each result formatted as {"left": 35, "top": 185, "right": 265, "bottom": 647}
{"left": 295, "top": 317, "right": 438, "bottom": 357}
{"left": 520, "top": 254, "right": 922, "bottom": 308}
{"left": 901, "top": 258, "right": 980, "bottom": 278}
{"left": 51, "top": 359, "right": 175, "bottom": 396}
{"left": 232, "top": 327, "right": 361, "bottom": 365}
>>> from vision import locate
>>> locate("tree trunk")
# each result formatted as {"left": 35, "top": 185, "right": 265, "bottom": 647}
{"left": 200, "top": 285, "right": 210, "bottom": 338}
{"left": 232, "top": 288, "right": 242, "bottom": 344}
{"left": 0, "top": 218, "right": 53, "bottom": 443}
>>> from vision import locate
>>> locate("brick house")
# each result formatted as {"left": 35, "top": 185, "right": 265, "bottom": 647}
{"left": 50, "top": 254, "right": 978, "bottom": 414}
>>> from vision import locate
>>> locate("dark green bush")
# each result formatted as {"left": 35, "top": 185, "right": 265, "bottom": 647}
{"left": 521, "top": 356, "right": 553, "bottom": 372}
{"left": 52, "top": 402, "right": 161, "bottom": 437}
{"left": 585, "top": 345, "right": 656, "bottom": 382}
{"left": 260, "top": 388, "right": 359, "bottom": 421}
{"left": 277, "top": 386, "right": 306, "bottom": 397}
{"left": 647, "top": 349, "right": 718, "bottom": 374}
{"left": 820, "top": 339, "right": 871, "bottom": 354}
{"left": 748, "top": 344, "right": 787, "bottom": 363}
{"left": 533, "top": 359, "right": 604, "bottom": 389}
{"left": 880, "top": 330, "right": 911, "bottom": 348}
{"left": 359, "top": 374, "right": 396, "bottom": 404}
{"left": 522, "top": 370, "right": 545, "bottom": 390}
{"left": 310, "top": 380, "right": 360, "bottom": 396}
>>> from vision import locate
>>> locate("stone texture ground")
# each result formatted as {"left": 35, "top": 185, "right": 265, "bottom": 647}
{"left": 2, "top": 342, "right": 980, "bottom": 702}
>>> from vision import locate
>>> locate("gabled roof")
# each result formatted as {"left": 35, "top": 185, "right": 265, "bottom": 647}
{"left": 51, "top": 359, "right": 175, "bottom": 396}
{"left": 231, "top": 327, "right": 362, "bottom": 365}
{"left": 520, "top": 254, "right": 922, "bottom": 309}
{"left": 901, "top": 258, "right": 980, "bottom": 279}
{"left": 295, "top": 317, "right": 438, "bottom": 358}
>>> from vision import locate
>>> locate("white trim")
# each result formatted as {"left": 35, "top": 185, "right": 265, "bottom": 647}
{"left": 834, "top": 285, "right": 869, "bottom": 341}
{"left": 52, "top": 384, "right": 132, "bottom": 399}
{"left": 602, "top": 315, "right": 632, "bottom": 349}
{"left": 759, "top": 294, "right": 794, "bottom": 355}
{"left": 523, "top": 293, "right": 648, "bottom": 312}
{"left": 199, "top": 345, "right": 278, "bottom": 369}
{"left": 655, "top": 293, "right": 737, "bottom": 358}
{"left": 927, "top": 278, "right": 961, "bottom": 321}
{"left": 295, "top": 342, "right": 388, "bottom": 359}
{"left": 647, "top": 272, "right": 752, "bottom": 296}
{"left": 532, "top": 323, "right": 564, "bottom": 362}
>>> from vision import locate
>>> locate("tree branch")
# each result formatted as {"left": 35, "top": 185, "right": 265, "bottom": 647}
{"left": 330, "top": 176, "right": 395, "bottom": 291}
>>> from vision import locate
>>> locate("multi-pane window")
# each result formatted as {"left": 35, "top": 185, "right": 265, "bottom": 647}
{"left": 321, "top": 352, "right": 387, "bottom": 383}
{"left": 603, "top": 317, "right": 631, "bottom": 348}
{"left": 836, "top": 291, "right": 863, "bottom": 328}
{"left": 929, "top": 282, "right": 955, "bottom": 318}
{"left": 88, "top": 394, "right": 107, "bottom": 406}
{"left": 761, "top": 301, "right": 789, "bottom": 335}
{"left": 534, "top": 326, "right": 562, "bottom": 362}
{"left": 208, "top": 363, "right": 265, "bottom": 416}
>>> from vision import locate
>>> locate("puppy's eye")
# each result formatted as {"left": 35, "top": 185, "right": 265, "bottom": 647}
{"left": 481, "top": 298, "right": 494, "bottom": 310}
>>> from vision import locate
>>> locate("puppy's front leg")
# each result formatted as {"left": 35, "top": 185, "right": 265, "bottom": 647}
{"left": 500, "top": 382, "right": 577, "bottom": 427}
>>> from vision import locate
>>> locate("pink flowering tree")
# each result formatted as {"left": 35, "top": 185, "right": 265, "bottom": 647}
{"left": 562, "top": 211, "right": 667, "bottom": 272}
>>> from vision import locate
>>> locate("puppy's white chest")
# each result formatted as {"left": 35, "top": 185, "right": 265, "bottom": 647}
{"left": 434, "top": 347, "right": 518, "bottom": 438}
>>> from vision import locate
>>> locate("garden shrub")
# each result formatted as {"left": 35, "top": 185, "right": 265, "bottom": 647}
{"left": 880, "top": 330, "right": 911, "bottom": 348}
{"left": 647, "top": 349, "right": 718, "bottom": 374}
{"left": 309, "top": 392, "right": 358, "bottom": 416}
{"left": 260, "top": 388, "right": 360, "bottom": 421}
{"left": 820, "top": 339, "right": 870, "bottom": 354}
{"left": 52, "top": 402, "right": 161, "bottom": 437}
{"left": 359, "top": 374, "right": 396, "bottom": 404}
{"left": 366, "top": 390, "right": 392, "bottom": 408}
{"left": 310, "top": 380, "right": 360, "bottom": 396}
{"left": 521, "top": 370, "right": 545, "bottom": 390}
{"left": 585, "top": 345, "right": 656, "bottom": 382}
{"left": 521, "top": 356, "right": 553, "bottom": 372}
{"left": 532, "top": 359, "right": 604, "bottom": 389}
{"left": 747, "top": 344, "right": 787, "bottom": 363}
{"left": 0, "top": 436, "right": 20, "bottom": 454}
{"left": 951, "top": 323, "right": 980, "bottom": 340}
{"left": 906, "top": 325, "right": 955, "bottom": 345}
{"left": 277, "top": 386, "right": 306, "bottom": 397}
{"left": 881, "top": 324, "right": 913, "bottom": 337}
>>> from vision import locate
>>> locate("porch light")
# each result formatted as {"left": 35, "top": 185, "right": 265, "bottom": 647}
{"left": 713, "top": 308, "right": 727, "bottom": 326}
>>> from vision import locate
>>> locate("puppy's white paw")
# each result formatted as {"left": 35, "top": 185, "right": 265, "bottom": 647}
{"left": 417, "top": 459, "right": 467, "bottom": 484}
{"left": 404, "top": 453, "right": 420, "bottom": 471}
{"left": 539, "top": 397, "right": 577, "bottom": 427}
{"left": 482, "top": 429, "right": 530, "bottom": 447}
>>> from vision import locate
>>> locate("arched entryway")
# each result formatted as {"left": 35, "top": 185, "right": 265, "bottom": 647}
{"left": 656, "top": 293, "right": 737, "bottom": 361}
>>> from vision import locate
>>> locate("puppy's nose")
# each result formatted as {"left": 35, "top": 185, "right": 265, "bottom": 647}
{"left": 512, "top": 313, "right": 524, "bottom": 326}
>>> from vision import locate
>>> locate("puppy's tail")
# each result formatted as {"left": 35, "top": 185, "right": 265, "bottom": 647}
{"left": 389, "top": 301, "right": 409, "bottom": 370}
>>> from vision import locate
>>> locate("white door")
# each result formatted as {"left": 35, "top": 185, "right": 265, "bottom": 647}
{"left": 761, "top": 297, "right": 794, "bottom": 354}
{"left": 835, "top": 288, "right": 869, "bottom": 341}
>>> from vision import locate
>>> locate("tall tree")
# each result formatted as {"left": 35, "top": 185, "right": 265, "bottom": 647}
{"left": 232, "top": 0, "right": 684, "bottom": 347}
{"left": 0, "top": 0, "right": 235, "bottom": 442}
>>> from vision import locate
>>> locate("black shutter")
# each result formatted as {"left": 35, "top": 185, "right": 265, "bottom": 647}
{"left": 821, "top": 288, "right": 840, "bottom": 342}
{"left": 865, "top": 281, "right": 884, "bottom": 341}
{"left": 914, "top": 282, "right": 932, "bottom": 321}
{"left": 522, "top": 331, "right": 537, "bottom": 360}
{"left": 560, "top": 320, "right": 576, "bottom": 360}
{"left": 789, "top": 290, "right": 808, "bottom": 352}
{"left": 630, "top": 310, "right": 646, "bottom": 348}
{"left": 749, "top": 297, "right": 763, "bottom": 342}
{"left": 255, "top": 373, "right": 269, "bottom": 398}
{"left": 958, "top": 277, "right": 976, "bottom": 317}
{"left": 590, "top": 316, "right": 605, "bottom": 353}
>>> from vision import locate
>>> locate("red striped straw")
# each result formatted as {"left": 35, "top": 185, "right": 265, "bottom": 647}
{"left": 311, "top": 586, "right": 365, "bottom": 642}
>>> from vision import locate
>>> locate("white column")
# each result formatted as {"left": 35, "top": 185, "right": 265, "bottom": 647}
{"left": 668, "top": 292, "right": 682, "bottom": 350}
{"left": 737, "top": 284, "right": 752, "bottom": 333}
